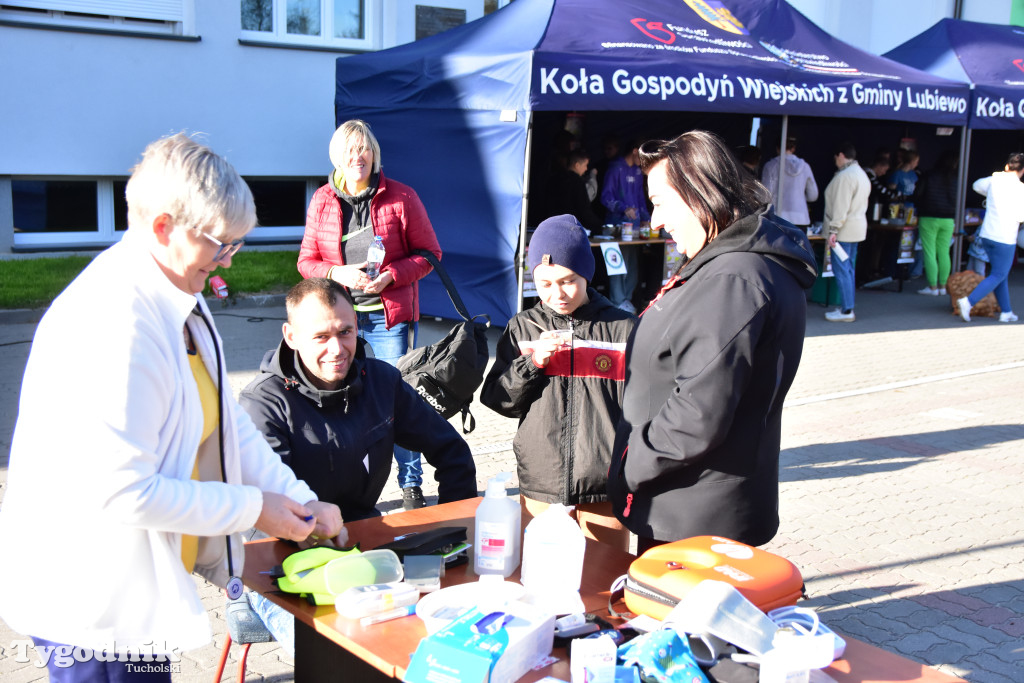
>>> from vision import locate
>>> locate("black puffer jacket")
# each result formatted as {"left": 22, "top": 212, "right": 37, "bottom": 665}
{"left": 239, "top": 339, "right": 477, "bottom": 522}
{"left": 914, "top": 169, "right": 959, "bottom": 219}
{"left": 608, "top": 207, "right": 816, "bottom": 546}
{"left": 481, "top": 290, "right": 635, "bottom": 504}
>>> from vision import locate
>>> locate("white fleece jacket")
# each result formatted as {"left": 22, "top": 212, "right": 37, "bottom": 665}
{"left": 0, "top": 229, "right": 315, "bottom": 654}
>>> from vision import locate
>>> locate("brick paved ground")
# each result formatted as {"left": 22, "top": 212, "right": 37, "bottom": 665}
{"left": 1, "top": 271, "right": 1023, "bottom": 682}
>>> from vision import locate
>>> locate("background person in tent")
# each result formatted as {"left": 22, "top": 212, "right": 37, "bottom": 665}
{"left": 913, "top": 151, "right": 959, "bottom": 297}
{"left": 824, "top": 142, "right": 871, "bottom": 323}
{"left": 544, "top": 149, "right": 603, "bottom": 232}
{"left": 600, "top": 138, "right": 650, "bottom": 314}
{"left": 956, "top": 152, "right": 1024, "bottom": 324}
{"left": 0, "top": 133, "right": 342, "bottom": 682}
{"left": 298, "top": 119, "right": 442, "bottom": 511}
{"left": 761, "top": 136, "right": 818, "bottom": 230}
{"left": 606, "top": 131, "right": 816, "bottom": 553}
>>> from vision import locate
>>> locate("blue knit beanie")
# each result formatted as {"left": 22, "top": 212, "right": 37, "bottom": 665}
{"left": 527, "top": 214, "right": 595, "bottom": 282}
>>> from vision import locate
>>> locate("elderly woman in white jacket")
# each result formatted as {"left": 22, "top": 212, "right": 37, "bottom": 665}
{"left": 0, "top": 134, "right": 344, "bottom": 681}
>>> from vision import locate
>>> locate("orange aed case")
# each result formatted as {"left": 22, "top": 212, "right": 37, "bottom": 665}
{"left": 623, "top": 536, "right": 805, "bottom": 620}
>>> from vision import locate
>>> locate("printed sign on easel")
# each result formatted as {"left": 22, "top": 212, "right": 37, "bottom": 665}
{"left": 600, "top": 243, "right": 627, "bottom": 276}
{"left": 897, "top": 228, "right": 915, "bottom": 264}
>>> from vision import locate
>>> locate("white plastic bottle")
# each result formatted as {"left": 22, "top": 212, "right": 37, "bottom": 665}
{"left": 473, "top": 473, "right": 521, "bottom": 577}
{"left": 366, "top": 235, "right": 385, "bottom": 280}
{"left": 521, "top": 504, "right": 586, "bottom": 613}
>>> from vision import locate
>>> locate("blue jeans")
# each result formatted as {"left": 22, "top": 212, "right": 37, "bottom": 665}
{"left": 247, "top": 592, "right": 294, "bottom": 657}
{"left": 831, "top": 241, "right": 858, "bottom": 312}
{"left": 29, "top": 637, "right": 173, "bottom": 681}
{"left": 967, "top": 238, "right": 1015, "bottom": 313}
{"left": 357, "top": 311, "right": 423, "bottom": 489}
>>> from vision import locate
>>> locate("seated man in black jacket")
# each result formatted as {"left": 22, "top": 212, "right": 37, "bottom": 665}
{"left": 240, "top": 277, "right": 478, "bottom": 523}
{"left": 238, "top": 277, "right": 478, "bottom": 652}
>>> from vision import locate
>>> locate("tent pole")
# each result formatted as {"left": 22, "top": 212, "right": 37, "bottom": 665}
{"left": 953, "top": 123, "right": 972, "bottom": 273}
{"left": 775, "top": 115, "right": 789, "bottom": 212}
{"left": 516, "top": 110, "right": 535, "bottom": 313}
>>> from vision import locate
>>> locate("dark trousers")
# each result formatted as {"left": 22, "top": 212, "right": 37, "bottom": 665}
{"left": 30, "top": 637, "right": 174, "bottom": 682}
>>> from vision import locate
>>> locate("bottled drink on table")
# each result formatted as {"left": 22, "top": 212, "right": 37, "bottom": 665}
{"left": 474, "top": 473, "right": 521, "bottom": 577}
{"left": 366, "top": 235, "right": 385, "bottom": 280}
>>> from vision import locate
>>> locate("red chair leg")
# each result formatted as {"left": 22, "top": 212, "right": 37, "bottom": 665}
{"left": 237, "top": 642, "right": 254, "bottom": 683}
{"left": 213, "top": 633, "right": 232, "bottom": 683}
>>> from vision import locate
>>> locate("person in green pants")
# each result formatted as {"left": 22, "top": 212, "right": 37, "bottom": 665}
{"left": 914, "top": 152, "right": 959, "bottom": 296}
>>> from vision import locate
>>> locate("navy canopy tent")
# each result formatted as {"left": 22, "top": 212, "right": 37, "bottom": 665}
{"left": 336, "top": 0, "right": 970, "bottom": 325}
{"left": 886, "top": 18, "right": 1024, "bottom": 130}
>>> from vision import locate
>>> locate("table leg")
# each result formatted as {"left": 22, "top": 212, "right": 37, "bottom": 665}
{"left": 294, "top": 620, "right": 394, "bottom": 682}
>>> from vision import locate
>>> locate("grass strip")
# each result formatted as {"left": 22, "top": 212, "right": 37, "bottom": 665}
{"left": 0, "top": 248, "right": 301, "bottom": 310}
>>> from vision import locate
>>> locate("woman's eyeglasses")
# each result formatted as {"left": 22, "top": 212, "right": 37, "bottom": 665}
{"left": 197, "top": 228, "right": 244, "bottom": 261}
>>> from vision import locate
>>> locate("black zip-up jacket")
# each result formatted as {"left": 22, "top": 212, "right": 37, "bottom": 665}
{"left": 914, "top": 169, "right": 959, "bottom": 219}
{"left": 239, "top": 339, "right": 477, "bottom": 522}
{"left": 480, "top": 289, "right": 636, "bottom": 504}
{"left": 608, "top": 207, "right": 816, "bottom": 546}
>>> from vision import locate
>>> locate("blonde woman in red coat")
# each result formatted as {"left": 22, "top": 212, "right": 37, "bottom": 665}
{"left": 298, "top": 119, "right": 441, "bottom": 509}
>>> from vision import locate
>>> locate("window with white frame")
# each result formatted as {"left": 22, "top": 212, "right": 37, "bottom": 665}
{"left": 11, "top": 178, "right": 126, "bottom": 248}
{"left": 240, "top": 0, "right": 373, "bottom": 50}
{"left": 0, "top": 1, "right": 194, "bottom": 36}
{"left": 10, "top": 177, "right": 312, "bottom": 249}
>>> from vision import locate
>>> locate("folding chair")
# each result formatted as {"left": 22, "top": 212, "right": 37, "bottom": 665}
{"left": 213, "top": 593, "right": 274, "bottom": 683}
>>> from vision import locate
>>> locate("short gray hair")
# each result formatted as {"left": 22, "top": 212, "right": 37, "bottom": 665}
{"left": 125, "top": 133, "right": 256, "bottom": 240}
{"left": 328, "top": 119, "right": 382, "bottom": 174}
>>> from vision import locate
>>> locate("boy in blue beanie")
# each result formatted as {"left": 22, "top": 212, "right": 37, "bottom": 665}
{"left": 481, "top": 215, "right": 636, "bottom": 549}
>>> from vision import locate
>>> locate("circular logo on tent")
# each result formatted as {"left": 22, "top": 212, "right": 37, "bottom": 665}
{"left": 604, "top": 249, "right": 623, "bottom": 269}
{"left": 710, "top": 542, "right": 753, "bottom": 560}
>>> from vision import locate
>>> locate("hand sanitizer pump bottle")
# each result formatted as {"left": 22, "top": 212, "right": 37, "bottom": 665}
{"left": 474, "top": 473, "right": 521, "bottom": 577}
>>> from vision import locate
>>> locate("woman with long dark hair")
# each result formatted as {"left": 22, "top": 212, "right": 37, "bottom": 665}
{"left": 607, "top": 130, "right": 817, "bottom": 552}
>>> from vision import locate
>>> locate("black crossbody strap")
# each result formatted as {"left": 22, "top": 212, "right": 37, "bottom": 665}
{"left": 411, "top": 249, "right": 474, "bottom": 322}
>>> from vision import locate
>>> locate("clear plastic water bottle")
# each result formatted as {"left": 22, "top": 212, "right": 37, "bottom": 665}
{"left": 474, "top": 473, "right": 521, "bottom": 577}
{"left": 366, "top": 235, "right": 385, "bottom": 280}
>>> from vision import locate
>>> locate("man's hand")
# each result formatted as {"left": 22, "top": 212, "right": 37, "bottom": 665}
{"left": 827, "top": 233, "right": 838, "bottom": 248}
{"left": 330, "top": 263, "right": 372, "bottom": 291}
{"left": 254, "top": 492, "right": 316, "bottom": 542}
{"left": 304, "top": 500, "right": 346, "bottom": 545}
{"left": 624, "top": 207, "right": 638, "bottom": 221}
{"left": 362, "top": 270, "right": 394, "bottom": 295}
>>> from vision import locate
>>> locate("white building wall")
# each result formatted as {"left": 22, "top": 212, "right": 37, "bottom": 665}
{"left": 788, "top": 0, "right": 1014, "bottom": 55}
{"left": 0, "top": 0, "right": 487, "bottom": 250}
{"left": 0, "top": 3, "right": 340, "bottom": 177}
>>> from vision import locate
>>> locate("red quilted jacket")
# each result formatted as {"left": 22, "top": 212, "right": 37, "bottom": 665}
{"left": 298, "top": 172, "right": 441, "bottom": 328}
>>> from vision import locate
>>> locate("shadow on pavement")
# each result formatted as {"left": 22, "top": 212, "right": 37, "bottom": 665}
{"left": 782, "top": 424, "right": 1024, "bottom": 481}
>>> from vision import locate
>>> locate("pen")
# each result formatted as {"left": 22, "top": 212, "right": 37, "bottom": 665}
{"left": 360, "top": 605, "right": 416, "bottom": 627}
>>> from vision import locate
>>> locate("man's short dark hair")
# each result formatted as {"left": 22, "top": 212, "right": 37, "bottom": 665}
{"left": 567, "top": 149, "right": 589, "bottom": 166}
{"left": 1007, "top": 152, "right": 1024, "bottom": 171}
{"left": 775, "top": 136, "right": 797, "bottom": 152}
{"left": 737, "top": 145, "right": 762, "bottom": 166}
{"left": 836, "top": 142, "right": 857, "bottom": 160}
{"left": 285, "top": 278, "right": 354, "bottom": 322}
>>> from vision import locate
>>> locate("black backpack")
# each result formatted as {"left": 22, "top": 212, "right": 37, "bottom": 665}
{"left": 397, "top": 250, "right": 490, "bottom": 433}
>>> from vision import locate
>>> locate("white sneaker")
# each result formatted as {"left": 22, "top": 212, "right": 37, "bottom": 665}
{"left": 938, "top": 287, "right": 947, "bottom": 296}
{"left": 917, "top": 286, "right": 939, "bottom": 296}
{"left": 957, "top": 296, "right": 972, "bottom": 322}
{"left": 999, "top": 311, "right": 1018, "bottom": 323}
{"left": 825, "top": 309, "right": 855, "bottom": 322}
